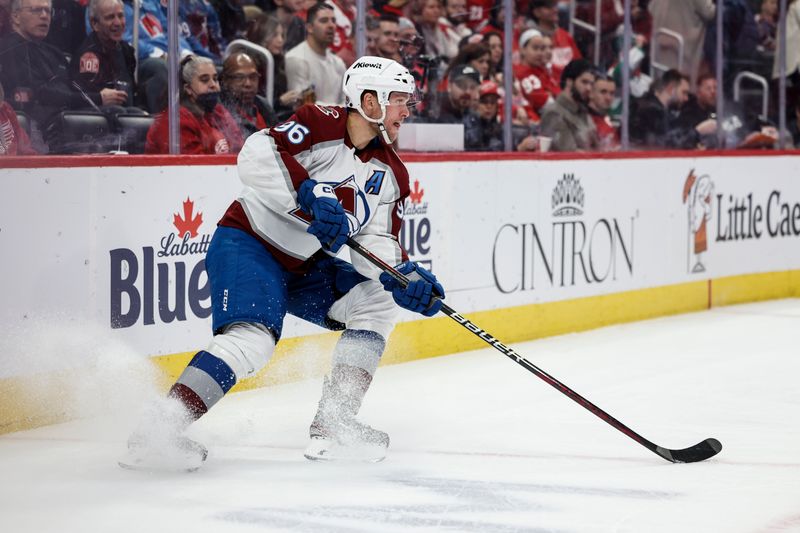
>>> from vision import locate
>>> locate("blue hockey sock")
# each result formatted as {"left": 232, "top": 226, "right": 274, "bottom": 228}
{"left": 169, "top": 350, "right": 237, "bottom": 420}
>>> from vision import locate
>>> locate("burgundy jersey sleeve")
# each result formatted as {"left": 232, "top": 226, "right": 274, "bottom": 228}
{"left": 267, "top": 104, "right": 348, "bottom": 190}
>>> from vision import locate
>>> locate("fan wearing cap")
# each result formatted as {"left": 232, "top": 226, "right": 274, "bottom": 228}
{"left": 475, "top": 80, "right": 504, "bottom": 151}
{"left": 526, "top": 0, "right": 581, "bottom": 83}
{"left": 434, "top": 63, "right": 480, "bottom": 120}
{"left": 514, "top": 28, "right": 560, "bottom": 121}
{"left": 431, "top": 63, "right": 486, "bottom": 149}
{"left": 539, "top": 58, "right": 600, "bottom": 152}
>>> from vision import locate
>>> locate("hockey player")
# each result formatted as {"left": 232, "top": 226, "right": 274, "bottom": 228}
{"left": 123, "top": 56, "right": 445, "bottom": 469}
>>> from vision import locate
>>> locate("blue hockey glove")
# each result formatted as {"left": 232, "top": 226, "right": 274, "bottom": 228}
{"left": 297, "top": 179, "right": 348, "bottom": 253}
{"left": 379, "top": 262, "right": 445, "bottom": 317}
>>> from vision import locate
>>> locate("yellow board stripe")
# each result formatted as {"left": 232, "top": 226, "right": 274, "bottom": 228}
{"left": 2, "top": 271, "right": 798, "bottom": 434}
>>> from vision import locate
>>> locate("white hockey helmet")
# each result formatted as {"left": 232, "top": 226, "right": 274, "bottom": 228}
{"left": 342, "top": 56, "right": 416, "bottom": 137}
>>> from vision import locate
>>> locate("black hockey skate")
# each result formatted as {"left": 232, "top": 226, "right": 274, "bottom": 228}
{"left": 304, "top": 368, "right": 389, "bottom": 463}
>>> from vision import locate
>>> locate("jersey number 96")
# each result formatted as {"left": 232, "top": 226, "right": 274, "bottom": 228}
{"left": 273, "top": 121, "right": 310, "bottom": 144}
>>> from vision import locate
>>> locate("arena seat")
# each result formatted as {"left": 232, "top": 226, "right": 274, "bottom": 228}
{"left": 114, "top": 113, "right": 156, "bottom": 154}
{"left": 57, "top": 111, "right": 112, "bottom": 154}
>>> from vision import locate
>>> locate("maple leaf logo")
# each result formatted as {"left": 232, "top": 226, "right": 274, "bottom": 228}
{"left": 173, "top": 197, "right": 203, "bottom": 238}
{"left": 409, "top": 180, "right": 424, "bottom": 204}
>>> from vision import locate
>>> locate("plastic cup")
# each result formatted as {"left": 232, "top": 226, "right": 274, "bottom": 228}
{"left": 538, "top": 136, "right": 552, "bottom": 153}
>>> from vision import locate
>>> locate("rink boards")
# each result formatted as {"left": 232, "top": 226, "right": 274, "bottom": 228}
{"left": 2, "top": 151, "right": 800, "bottom": 433}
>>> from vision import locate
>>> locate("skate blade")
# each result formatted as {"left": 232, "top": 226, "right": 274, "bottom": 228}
{"left": 304, "top": 438, "right": 386, "bottom": 463}
{"left": 118, "top": 446, "right": 207, "bottom": 473}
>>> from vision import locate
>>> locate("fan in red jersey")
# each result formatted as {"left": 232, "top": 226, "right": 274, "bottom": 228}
{"left": 513, "top": 28, "right": 561, "bottom": 120}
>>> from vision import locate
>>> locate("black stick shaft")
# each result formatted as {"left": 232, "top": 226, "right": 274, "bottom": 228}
{"left": 347, "top": 238, "right": 721, "bottom": 463}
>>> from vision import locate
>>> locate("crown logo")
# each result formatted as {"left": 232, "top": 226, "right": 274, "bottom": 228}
{"left": 552, "top": 174, "right": 584, "bottom": 216}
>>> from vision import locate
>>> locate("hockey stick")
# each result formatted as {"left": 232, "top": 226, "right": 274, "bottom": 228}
{"left": 347, "top": 238, "right": 722, "bottom": 464}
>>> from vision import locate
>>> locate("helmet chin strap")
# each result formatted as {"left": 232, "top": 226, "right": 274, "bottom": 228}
{"left": 377, "top": 123, "right": 392, "bottom": 144}
{"left": 359, "top": 104, "right": 392, "bottom": 144}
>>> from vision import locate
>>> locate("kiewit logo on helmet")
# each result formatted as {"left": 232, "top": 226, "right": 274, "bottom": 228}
{"left": 353, "top": 62, "right": 383, "bottom": 69}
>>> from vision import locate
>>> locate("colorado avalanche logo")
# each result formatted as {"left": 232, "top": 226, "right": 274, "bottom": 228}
{"left": 290, "top": 175, "right": 371, "bottom": 234}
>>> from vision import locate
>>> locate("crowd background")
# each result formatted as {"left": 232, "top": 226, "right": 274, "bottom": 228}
{"left": 0, "top": 0, "right": 798, "bottom": 155}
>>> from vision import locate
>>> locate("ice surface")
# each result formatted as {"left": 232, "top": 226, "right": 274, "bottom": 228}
{"left": 1, "top": 299, "right": 799, "bottom": 533}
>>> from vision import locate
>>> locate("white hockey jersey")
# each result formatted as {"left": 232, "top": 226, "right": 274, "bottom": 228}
{"left": 218, "top": 104, "right": 410, "bottom": 279}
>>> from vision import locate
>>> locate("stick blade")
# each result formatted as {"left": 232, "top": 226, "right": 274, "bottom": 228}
{"left": 655, "top": 438, "right": 722, "bottom": 463}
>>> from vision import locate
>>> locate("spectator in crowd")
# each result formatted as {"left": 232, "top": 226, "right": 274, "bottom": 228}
{"left": 482, "top": 31, "right": 503, "bottom": 81}
{"left": 526, "top": 0, "right": 581, "bottom": 83}
{"left": 285, "top": 1, "right": 346, "bottom": 105}
{"left": 433, "top": 63, "right": 479, "bottom": 120}
{"left": 773, "top": 0, "right": 800, "bottom": 113}
{"left": 270, "top": 0, "right": 306, "bottom": 51}
{"left": 180, "top": 0, "right": 228, "bottom": 63}
{"left": 630, "top": 68, "right": 716, "bottom": 149}
{"left": 443, "top": 0, "right": 470, "bottom": 36}
{"left": 431, "top": 63, "right": 483, "bottom": 149}
{"left": 605, "top": 1, "right": 652, "bottom": 98}
{"left": 462, "top": 41, "right": 490, "bottom": 80}
{"left": 0, "top": 81, "right": 37, "bottom": 154}
{"left": 69, "top": 0, "right": 134, "bottom": 109}
{"left": 124, "top": 0, "right": 204, "bottom": 113}
{"left": 539, "top": 58, "right": 599, "bottom": 152}
{"left": 414, "top": 0, "right": 452, "bottom": 64}
{"left": 211, "top": 0, "right": 247, "bottom": 43}
{"left": 631, "top": 0, "right": 652, "bottom": 40}
{"left": 581, "top": 0, "right": 651, "bottom": 68}
{"left": 442, "top": 41, "right": 490, "bottom": 89}
{"left": 376, "top": 13, "right": 401, "bottom": 62}
{"left": 465, "top": 0, "right": 491, "bottom": 31}
{"left": 477, "top": 0, "right": 504, "bottom": 35}
{"left": 438, "top": 0, "right": 471, "bottom": 56}
{"left": 677, "top": 72, "right": 776, "bottom": 148}
{"left": 125, "top": 0, "right": 192, "bottom": 62}
{"left": 331, "top": 0, "right": 358, "bottom": 66}
{"left": 397, "top": 15, "right": 421, "bottom": 58}
{"left": 588, "top": 72, "right": 619, "bottom": 151}
{"left": 365, "top": 13, "right": 381, "bottom": 56}
{"left": 396, "top": 17, "right": 435, "bottom": 108}
{"left": 648, "top": 0, "right": 715, "bottom": 88}
{"left": 514, "top": 28, "right": 560, "bottom": 121}
{"left": 221, "top": 51, "right": 278, "bottom": 137}
{"left": 0, "top": 0, "right": 112, "bottom": 152}
{"left": 474, "top": 79, "right": 503, "bottom": 150}
{"left": 45, "top": 0, "right": 86, "bottom": 57}
{"left": 756, "top": 0, "right": 778, "bottom": 53}
{"left": 246, "top": 14, "right": 300, "bottom": 121}
{"left": 702, "top": 0, "right": 759, "bottom": 91}
{"left": 676, "top": 72, "right": 717, "bottom": 128}
{"left": 145, "top": 55, "right": 244, "bottom": 154}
